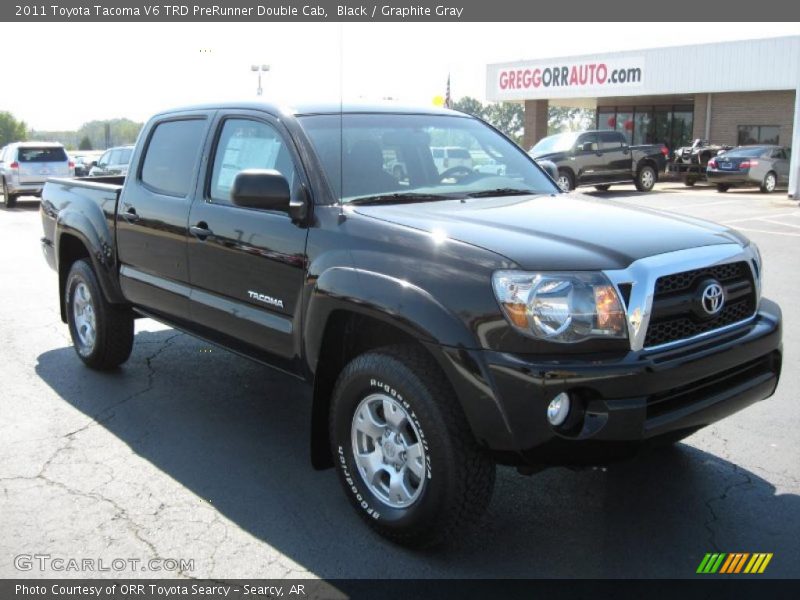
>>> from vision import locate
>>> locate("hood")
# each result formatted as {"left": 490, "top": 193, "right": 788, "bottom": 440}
{"left": 352, "top": 194, "right": 745, "bottom": 271}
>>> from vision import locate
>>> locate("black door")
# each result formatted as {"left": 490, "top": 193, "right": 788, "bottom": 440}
{"left": 186, "top": 113, "right": 309, "bottom": 373}
{"left": 116, "top": 113, "right": 213, "bottom": 321}
{"left": 572, "top": 132, "right": 602, "bottom": 184}
{"left": 597, "top": 131, "right": 630, "bottom": 181}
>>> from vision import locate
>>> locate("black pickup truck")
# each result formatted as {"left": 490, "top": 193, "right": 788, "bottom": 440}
{"left": 529, "top": 129, "right": 668, "bottom": 192}
{"left": 41, "top": 103, "right": 782, "bottom": 547}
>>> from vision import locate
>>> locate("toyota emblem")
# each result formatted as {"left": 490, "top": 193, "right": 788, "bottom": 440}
{"left": 701, "top": 282, "right": 725, "bottom": 315}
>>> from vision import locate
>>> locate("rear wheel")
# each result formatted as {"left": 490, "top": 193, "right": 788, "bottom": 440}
{"left": 635, "top": 165, "right": 656, "bottom": 192}
{"left": 330, "top": 345, "right": 495, "bottom": 548}
{"left": 556, "top": 169, "right": 574, "bottom": 192}
{"left": 594, "top": 184, "right": 611, "bottom": 192}
{"left": 1, "top": 179, "right": 17, "bottom": 208}
{"left": 760, "top": 171, "right": 777, "bottom": 194}
{"left": 65, "top": 259, "right": 134, "bottom": 370}
{"left": 716, "top": 184, "right": 730, "bottom": 193}
{"left": 683, "top": 176, "right": 696, "bottom": 187}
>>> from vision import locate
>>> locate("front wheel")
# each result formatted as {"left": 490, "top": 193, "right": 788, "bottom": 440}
{"left": 683, "top": 175, "right": 696, "bottom": 187}
{"left": 330, "top": 345, "right": 495, "bottom": 548}
{"left": 556, "top": 169, "right": 575, "bottom": 192}
{"left": 65, "top": 259, "right": 134, "bottom": 370}
{"left": 760, "top": 171, "right": 777, "bottom": 194}
{"left": 635, "top": 165, "right": 657, "bottom": 192}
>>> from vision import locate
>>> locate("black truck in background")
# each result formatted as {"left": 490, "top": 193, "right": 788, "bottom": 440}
{"left": 529, "top": 130, "right": 668, "bottom": 192}
{"left": 40, "top": 103, "right": 781, "bottom": 548}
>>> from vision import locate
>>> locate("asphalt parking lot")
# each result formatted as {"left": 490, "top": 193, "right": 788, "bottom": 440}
{"left": 1, "top": 182, "right": 798, "bottom": 580}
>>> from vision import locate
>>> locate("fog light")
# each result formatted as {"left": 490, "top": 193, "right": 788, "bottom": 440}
{"left": 547, "top": 392, "right": 571, "bottom": 426}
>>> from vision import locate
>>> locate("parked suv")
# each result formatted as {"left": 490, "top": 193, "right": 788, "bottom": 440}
{"left": 0, "top": 142, "right": 73, "bottom": 208}
{"left": 431, "top": 146, "right": 473, "bottom": 173}
{"left": 89, "top": 145, "right": 134, "bottom": 177}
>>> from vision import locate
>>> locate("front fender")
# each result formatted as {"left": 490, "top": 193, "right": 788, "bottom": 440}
{"left": 304, "top": 266, "right": 477, "bottom": 372}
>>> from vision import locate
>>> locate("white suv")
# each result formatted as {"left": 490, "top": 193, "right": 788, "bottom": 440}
{"left": 430, "top": 146, "right": 473, "bottom": 174}
{"left": 0, "top": 142, "right": 73, "bottom": 208}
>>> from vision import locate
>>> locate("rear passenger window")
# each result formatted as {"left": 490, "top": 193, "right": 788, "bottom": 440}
{"left": 598, "top": 132, "right": 623, "bottom": 150}
{"left": 209, "top": 118, "right": 298, "bottom": 205}
{"left": 141, "top": 119, "right": 206, "bottom": 197}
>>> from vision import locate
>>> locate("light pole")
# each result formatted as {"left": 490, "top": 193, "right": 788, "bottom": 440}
{"left": 250, "top": 64, "right": 270, "bottom": 96}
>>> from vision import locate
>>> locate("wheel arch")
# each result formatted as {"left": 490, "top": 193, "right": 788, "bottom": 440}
{"left": 304, "top": 267, "right": 481, "bottom": 470}
{"left": 55, "top": 214, "right": 126, "bottom": 322}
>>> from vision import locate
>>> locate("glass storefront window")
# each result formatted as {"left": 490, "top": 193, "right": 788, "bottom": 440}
{"left": 596, "top": 104, "right": 693, "bottom": 150}
{"left": 738, "top": 125, "right": 779, "bottom": 145}
{"left": 598, "top": 109, "right": 616, "bottom": 131}
{"left": 653, "top": 108, "right": 672, "bottom": 150}
{"left": 615, "top": 110, "right": 633, "bottom": 144}
{"left": 633, "top": 107, "right": 653, "bottom": 145}
{"left": 671, "top": 106, "right": 694, "bottom": 149}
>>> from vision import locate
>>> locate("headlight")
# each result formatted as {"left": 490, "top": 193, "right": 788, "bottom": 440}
{"left": 491, "top": 271, "right": 627, "bottom": 343}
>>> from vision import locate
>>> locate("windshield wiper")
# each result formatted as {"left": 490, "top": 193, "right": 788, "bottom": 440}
{"left": 466, "top": 188, "right": 539, "bottom": 198}
{"left": 347, "top": 192, "right": 460, "bottom": 206}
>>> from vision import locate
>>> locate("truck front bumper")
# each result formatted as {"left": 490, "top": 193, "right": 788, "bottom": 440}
{"left": 432, "top": 299, "right": 782, "bottom": 466}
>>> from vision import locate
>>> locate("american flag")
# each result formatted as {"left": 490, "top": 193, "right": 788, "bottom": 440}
{"left": 445, "top": 74, "right": 452, "bottom": 109}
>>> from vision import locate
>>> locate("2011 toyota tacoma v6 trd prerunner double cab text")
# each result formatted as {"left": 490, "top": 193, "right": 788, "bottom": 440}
{"left": 40, "top": 103, "right": 782, "bottom": 547}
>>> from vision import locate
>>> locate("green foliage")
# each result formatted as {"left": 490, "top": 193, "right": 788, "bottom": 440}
{"left": 78, "top": 135, "right": 93, "bottom": 151}
{"left": 0, "top": 111, "right": 27, "bottom": 147}
{"left": 28, "top": 118, "right": 143, "bottom": 150}
{"left": 451, "top": 97, "right": 524, "bottom": 145}
{"left": 548, "top": 106, "right": 596, "bottom": 134}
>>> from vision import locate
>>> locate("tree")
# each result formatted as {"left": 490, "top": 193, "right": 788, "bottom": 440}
{"left": 548, "top": 106, "right": 596, "bottom": 134}
{"left": 485, "top": 103, "right": 525, "bottom": 144}
{"left": 78, "top": 135, "right": 93, "bottom": 150}
{"left": 452, "top": 96, "right": 486, "bottom": 120}
{"left": 0, "top": 111, "right": 27, "bottom": 147}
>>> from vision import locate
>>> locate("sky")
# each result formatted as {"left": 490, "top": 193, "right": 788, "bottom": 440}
{"left": 3, "top": 22, "right": 799, "bottom": 131}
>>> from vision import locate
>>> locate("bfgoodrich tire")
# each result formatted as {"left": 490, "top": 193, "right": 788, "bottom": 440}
{"left": 65, "top": 259, "right": 134, "bottom": 370}
{"left": 330, "top": 345, "right": 495, "bottom": 548}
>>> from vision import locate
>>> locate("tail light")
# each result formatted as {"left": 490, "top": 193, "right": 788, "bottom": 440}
{"left": 660, "top": 145, "right": 669, "bottom": 157}
{"left": 68, "top": 160, "right": 75, "bottom": 169}
{"left": 9, "top": 161, "right": 19, "bottom": 169}
{"left": 708, "top": 159, "right": 717, "bottom": 169}
{"left": 739, "top": 160, "right": 758, "bottom": 170}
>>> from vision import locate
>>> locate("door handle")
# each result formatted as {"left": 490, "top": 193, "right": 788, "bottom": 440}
{"left": 121, "top": 207, "right": 139, "bottom": 223}
{"left": 190, "top": 222, "right": 214, "bottom": 240}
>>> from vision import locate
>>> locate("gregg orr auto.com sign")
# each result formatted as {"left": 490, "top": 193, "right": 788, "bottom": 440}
{"left": 488, "top": 57, "right": 645, "bottom": 101}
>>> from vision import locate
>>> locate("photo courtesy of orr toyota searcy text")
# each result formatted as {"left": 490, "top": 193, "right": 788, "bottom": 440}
{"left": 498, "top": 58, "right": 645, "bottom": 91}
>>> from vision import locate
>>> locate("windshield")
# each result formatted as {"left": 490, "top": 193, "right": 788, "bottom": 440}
{"left": 17, "top": 146, "right": 68, "bottom": 162}
{"left": 723, "top": 146, "right": 768, "bottom": 158}
{"left": 530, "top": 133, "right": 579, "bottom": 156}
{"left": 298, "top": 113, "right": 558, "bottom": 203}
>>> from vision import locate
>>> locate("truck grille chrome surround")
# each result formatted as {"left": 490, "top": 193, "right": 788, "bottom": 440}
{"left": 603, "top": 244, "right": 761, "bottom": 352}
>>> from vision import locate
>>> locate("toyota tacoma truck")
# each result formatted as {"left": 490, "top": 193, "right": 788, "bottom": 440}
{"left": 40, "top": 103, "right": 782, "bottom": 548}
{"left": 529, "top": 129, "right": 668, "bottom": 192}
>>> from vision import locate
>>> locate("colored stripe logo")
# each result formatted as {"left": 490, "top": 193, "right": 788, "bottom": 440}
{"left": 697, "top": 553, "right": 773, "bottom": 574}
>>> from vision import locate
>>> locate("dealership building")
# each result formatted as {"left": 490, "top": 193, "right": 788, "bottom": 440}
{"left": 487, "top": 36, "right": 800, "bottom": 197}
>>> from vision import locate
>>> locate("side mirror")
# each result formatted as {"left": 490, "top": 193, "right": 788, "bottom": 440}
{"left": 231, "top": 169, "right": 306, "bottom": 220}
{"left": 91, "top": 161, "right": 99, "bottom": 167}
{"left": 537, "top": 159, "right": 559, "bottom": 182}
